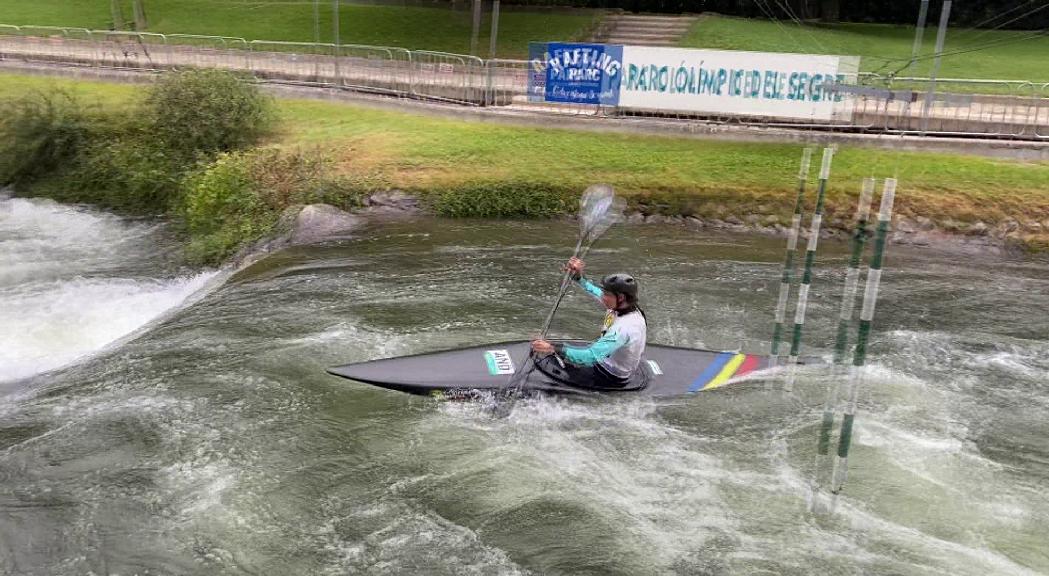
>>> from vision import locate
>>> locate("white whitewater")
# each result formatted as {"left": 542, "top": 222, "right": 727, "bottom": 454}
{"left": 0, "top": 194, "right": 215, "bottom": 382}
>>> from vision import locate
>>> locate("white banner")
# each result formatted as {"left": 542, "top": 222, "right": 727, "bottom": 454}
{"left": 618, "top": 46, "right": 859, "bottom": 121}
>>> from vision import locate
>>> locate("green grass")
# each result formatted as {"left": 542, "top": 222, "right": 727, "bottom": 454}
{"left": 682, "top": 15, "right": 1049, "bottom": 83}
{"left": 0, "top": 0, "right": 597, "bottom": 58}
{"left": 3, "top": 72, "right": 1049, "bottom": 235}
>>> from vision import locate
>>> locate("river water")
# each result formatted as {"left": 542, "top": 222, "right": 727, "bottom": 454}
{"left": 1, "top": 198, "right": 1047, "bottom": 575}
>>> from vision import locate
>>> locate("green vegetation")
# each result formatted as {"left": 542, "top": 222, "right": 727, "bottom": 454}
{"left": 0, "top": 0, "right": 597, "bottom": 58}
{"left": 145, "top": 69, "right": 273, "bottom": 159}
{"left": 0, "top": 70, "right": 279, "bottom": 257}
{"left": 682, "top": 15, "right": 1049, "bottom": 82}
{"left": 181, "top": 148, "right": 360, "bottom": 262}
{"left": 2, "top": 72, "right": 1048, "bottom": 263}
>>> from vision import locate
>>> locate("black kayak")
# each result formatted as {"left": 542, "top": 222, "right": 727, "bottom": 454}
{"left": 327, "top": 340, "right": 815, "bottom": 399}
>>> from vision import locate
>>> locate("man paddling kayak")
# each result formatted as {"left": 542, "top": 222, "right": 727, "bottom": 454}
{"left": 531, "top": 257, "right": 648, "bottom": 389}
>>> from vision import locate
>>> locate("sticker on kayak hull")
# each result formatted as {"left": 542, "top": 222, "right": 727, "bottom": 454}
{"left": 646, "top": 360, "right": 663, "bottom": 375}
{"left": 484, "top": 350, "right": 515, "bottom": 375}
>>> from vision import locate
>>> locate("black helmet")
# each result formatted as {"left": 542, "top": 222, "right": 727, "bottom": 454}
{"left": 601, "top": 273, "right": 638, "bottom": 301}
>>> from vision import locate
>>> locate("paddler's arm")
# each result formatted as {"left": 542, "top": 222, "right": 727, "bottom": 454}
{"left": 556, "top": 331, "right": 629, "bottom": 366}
{"left": 565, "top": 257, "right": 604, "bottom": 303}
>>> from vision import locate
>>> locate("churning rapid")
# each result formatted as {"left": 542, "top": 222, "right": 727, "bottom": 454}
{"left": 0, "top": 194, "right": 216, "bottom": 383}
{"left": 1, "top": 211, "right": 1047, "bottom": 575}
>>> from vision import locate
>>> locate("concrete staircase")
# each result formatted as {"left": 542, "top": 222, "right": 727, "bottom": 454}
{"left": 592, "top": 13, "right": 699, "bottom": 47}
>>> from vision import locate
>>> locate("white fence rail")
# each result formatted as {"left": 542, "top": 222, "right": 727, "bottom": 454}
{"left": 0, "top": 25, "right": 1046, "bottom": 140}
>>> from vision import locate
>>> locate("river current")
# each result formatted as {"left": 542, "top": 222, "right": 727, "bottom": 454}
{"left": 1, "top": 197, "right": 1047, "bottom": 575}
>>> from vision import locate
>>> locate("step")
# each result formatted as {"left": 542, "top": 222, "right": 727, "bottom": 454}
{"left": 607, "top": 15, "right": 698, "bottom": 23}
{"left": 607, "top": 18, "right": 696, "bottom": 27}
{"left": 603, "top": 37, "right": 679, "bottom": 46}
{"left": 607, "top": 23, "right": 693, "bottom": 33}
{"left": 604, "top": 32, "right": 684, "bottom": 42}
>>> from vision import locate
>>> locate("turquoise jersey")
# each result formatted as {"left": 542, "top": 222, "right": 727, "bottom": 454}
{"left": 558, "top": 277, "right": 647, "bottom": 379}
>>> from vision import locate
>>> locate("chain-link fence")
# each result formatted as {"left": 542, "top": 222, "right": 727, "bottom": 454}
{"left": 1, "top": 25, "right": 1046, "bottom": 139}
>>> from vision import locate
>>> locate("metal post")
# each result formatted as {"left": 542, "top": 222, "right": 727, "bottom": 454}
{"left": 771, "top": 147, "right": 813, "bottom": 365}
{"left": 920, "top": 0, "right": 952, "bottom": 134}
{"left": 831, "top": 178, "right": 897, "bottom": 494}
{"left": 489, "top": 0, "right": 501, "bottom": 59}
{"left": 784, "top": 147, "right": 834, "bottom": 392}
{"left": 110, "top": 0, "right": 126, "bottom": 30}
{"left": 909, "top": 0, "right": 930, "bottom": 74}
{"left": 332, "top": 0, "right": 341, "bottom": 85}
{"left": 470, "top": 0, "right": 483, "bottom": 57}
{"left": 812, "top": 176, "right": 874, "bottom": 508}
{"left": 313, "top": 0, "right": 320, "bottom": 43}
{"left": 313, "top": 0, "right": 321, "bottom": 80}
{"left": 133, "top": 0, "right": 148, "bottom": 30}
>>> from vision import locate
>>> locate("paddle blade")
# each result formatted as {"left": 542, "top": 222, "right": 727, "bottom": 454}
{"left": 578, "top": 184, "right": 625, "bottom": 240}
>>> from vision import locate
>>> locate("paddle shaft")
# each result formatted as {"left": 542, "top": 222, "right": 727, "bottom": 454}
{"left": 504, "top": 232, "right": 597, "bottom": 396}
{"left": 539, "top": 234, "right": 586, "bottom": 337}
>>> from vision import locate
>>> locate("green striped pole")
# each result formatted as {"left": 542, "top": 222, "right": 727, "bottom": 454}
{"left": 785, "top": 146, "right": 834, "bottom": 391}
{"left": 831, "top": 178, "right": 897, "bottom": 494}
{"left": 771, "top": 147, "right": 814, "bottom": 366}
{"left": 813, "top": 177, "right": 874, "bottom": 501}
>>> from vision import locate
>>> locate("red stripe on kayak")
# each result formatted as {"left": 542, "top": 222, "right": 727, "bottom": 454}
{"left": 733, "top": 355, "right": 761, "bottom": 378}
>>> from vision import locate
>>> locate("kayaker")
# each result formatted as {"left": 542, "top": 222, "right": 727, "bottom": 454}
{"left": 531, "top": 257, "right": 648, "bottom": 388}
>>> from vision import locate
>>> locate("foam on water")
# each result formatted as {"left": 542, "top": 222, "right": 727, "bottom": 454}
{"left": 0, "top": 194, "right": 217, "bottom": 382}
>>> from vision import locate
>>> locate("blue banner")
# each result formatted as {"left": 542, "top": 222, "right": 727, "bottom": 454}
{"left": 528, "top": 42, "right": 623, "bottom": 106}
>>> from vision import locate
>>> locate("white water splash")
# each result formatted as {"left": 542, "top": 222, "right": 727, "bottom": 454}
{"left": 0, "top": 194, "right": 216, "bottom": 382}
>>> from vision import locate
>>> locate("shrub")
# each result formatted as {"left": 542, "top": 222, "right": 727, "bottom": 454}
{"left": 144, "top": 69, "right": 273, "bottom": 160}
{"left": 432, "top": 181, "right": 573, "bottom": 218}
{"left": 180, "top": 147, "right": 361, "bottom": 264}
{"left": 69, "top": 138, "right": 184, "bottom": 213}
{"left": 0, "top": 91, "right": 100, "bottom": 187}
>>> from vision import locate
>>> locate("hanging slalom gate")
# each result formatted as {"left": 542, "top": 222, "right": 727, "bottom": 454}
{"left": 810, "top": 176, "right": 875, "bottom": 512}
{"left": 767, "top": 152, "right": 897, "bottom": 507}
{"left": 783, "top": 147, "right": 834, "bottom": 392}
{"left": 831, "top": 178, "right": 897, "bottom": 495}
{"left": 0, "top": 24, "right": 1047, "bottom": 139}
{"left": 770, "top": 147, "right": 813, "bottom": 368}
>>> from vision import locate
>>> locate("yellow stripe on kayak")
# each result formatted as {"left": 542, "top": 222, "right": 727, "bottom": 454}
{"left": 703, "top": 353, "right": 746, "bottom": 390}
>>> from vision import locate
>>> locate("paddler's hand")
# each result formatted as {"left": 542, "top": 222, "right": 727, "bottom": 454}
{"left": 531, "top": 339, "right": 555, "bottom": 356}
{"left": 563, "top": 257, "right": 585, "bottom": 280}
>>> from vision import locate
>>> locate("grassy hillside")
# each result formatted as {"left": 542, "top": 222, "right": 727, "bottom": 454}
{"left": 682, "top": 15, "right": 1049, "bottom": 83}
{"left": 3, "top": 72, "right": 1047, "bottom": 236}
{"left": 0, "top": 0, "right": 597, "bottom": 58}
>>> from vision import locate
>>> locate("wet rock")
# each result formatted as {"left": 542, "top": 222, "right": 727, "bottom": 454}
{"left": 709, "top": 219, "right": 727, "bottom": 228}
{"left": 645, "top": 214, "right": 668, "bottom": 224}
{"left": 1025, "top": 221, "right": 1042, "bottom": 232}
{"left": 364, "top": 189, "right": 418, "bottom": 210}
{"left": 762, "top": 214, "right": 780, "bottom": 226}
{"left": 968, "top": 221, "right": 989, "bottom": 236}
{"left": 626, "top": 212, "right": 645, "bottom": 224}
{"left": 669, "top": 215, "right": 685, "bottom": 224}
{"left": 290, "top": 204, "right": 365, "bottom": 244}
{"left": 725, "top": 215, "right": 743, "bottom": 225}
{"left": 914, "top": 215, "right": 934, "bottom": 230}
{"left": 895, "top": 216, "right": 917, "bottom": 234}
{"left": 744, "top": 214, "right": 762, "bottom": 225}
{"left": 686, "top": 217, "right": 705, "bottom": 228}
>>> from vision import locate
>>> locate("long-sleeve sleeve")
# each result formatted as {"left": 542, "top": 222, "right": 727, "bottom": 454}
{"left": 572, "top": 276, "right": 604, "bottom": 304}
{"left": 558, "top": 330, "right": 629, "bottom": 366}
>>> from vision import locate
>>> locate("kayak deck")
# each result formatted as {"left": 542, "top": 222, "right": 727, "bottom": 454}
{"left": 327, "top": 340, "right": 807, "bottom": 398}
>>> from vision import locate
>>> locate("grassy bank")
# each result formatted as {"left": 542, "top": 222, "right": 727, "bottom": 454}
{"left": 0, "top": 0, "right": 597, "bottom": 58}
{"left": 682, "top": 15, "right": 1049, "bottom": 83}
{"left": 3, "top": 72, "right": 1048, "bottom": 260}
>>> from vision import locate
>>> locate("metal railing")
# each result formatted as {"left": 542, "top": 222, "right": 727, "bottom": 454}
{"left": 0, "top": 24, "right": 1046, "bottom": 140}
